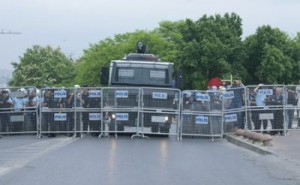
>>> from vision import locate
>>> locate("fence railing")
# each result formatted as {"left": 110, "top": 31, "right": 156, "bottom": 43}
{"left": 0, "top": 85, "right": 300, "bottom": 139}
{"left": 0, "top": 87, "right": 38, "bottom": 135}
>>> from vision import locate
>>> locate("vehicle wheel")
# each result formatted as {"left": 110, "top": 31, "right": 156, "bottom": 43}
{"left": 151, "top": 126, "right": 159, "bottom": 133}
{"left": 117, "top": 125, "right": 124, "bottom": 131}
{"left": 160, "top": 126, "right": 170, "bottom": 133}
{"left": 109, "top": 125, "right": 115, "bottom": 131}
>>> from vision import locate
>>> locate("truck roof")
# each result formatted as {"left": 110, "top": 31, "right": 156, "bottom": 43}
{"left": 111, "top": 60, "right": 173, "bottom": 68}
{"left": 123, "top": 53, "right": 159, "bottom": 61}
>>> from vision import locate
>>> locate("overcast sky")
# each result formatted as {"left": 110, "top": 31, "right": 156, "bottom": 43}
{"left": 1, "top": 0, "right": 300, "bottom": 71}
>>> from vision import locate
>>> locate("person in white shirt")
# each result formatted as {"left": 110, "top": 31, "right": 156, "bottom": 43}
{"left": 296, "top": 84, "right": 300, "bottom": 128}
{"left": 0, "top": 89, "right": 13, "bottom": 134}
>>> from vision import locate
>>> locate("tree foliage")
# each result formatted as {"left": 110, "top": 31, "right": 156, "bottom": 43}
{"left": 9, "top": 12, "right": 300, "bottom": 89}
{"left": 9, "top": 45, "right": 76, "bottom": 87}
{"left": 290, "top": 33, "right": 300, "bottom": 83}
{"left": 256, "top": 44, "right": 292, "bottom": 83}
{"left": 156, "top": 13, "right": 246, "bottom": 89}
{"left": 244, "top": 25, "right": 294, "bottom": 84}
{"left": 75, "top": 30, "right": 175, "bottom": 86}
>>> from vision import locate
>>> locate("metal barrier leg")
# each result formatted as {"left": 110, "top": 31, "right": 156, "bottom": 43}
{"left": 99, "top": 134, "right": 109, "bottom": 138}
{"left": 131, "top": 124, "right": 149, "bottom": 139}
{"left": 100, "top": 123, "right": 118, "bottom": 138}
{"left": 99, "top": 122, "right": 109, "bottom": 138}
{"left": 131, "top": 133, "right": 149, "bottom": 139}
{"left": 99, "top": 130, "right": 109, "bottom": 138}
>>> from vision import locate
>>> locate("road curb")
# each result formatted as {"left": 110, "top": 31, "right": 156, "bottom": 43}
{"left": 224, "top": 134, "right": 273, "bottom": 155}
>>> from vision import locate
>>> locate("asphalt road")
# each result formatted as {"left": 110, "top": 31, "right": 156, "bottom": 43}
{"left": 0, "top": 135, "right": 299, "bottom": 185}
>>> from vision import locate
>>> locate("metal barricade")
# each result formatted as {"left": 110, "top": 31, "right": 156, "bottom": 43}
{"left": 73, "top": 87, "right": 102, "bottom": 136}
{"left": 101, "top": 87, "right": 140, "bottom": 137}
{"left": 40, "top": 87, "right": 73, "bottom": 137}
{"left": 2, "top": 84, "right": 300, "bottom": 139}
{"left": 39, "top": 87, "right": 103, "bottom": 138}
{"left": 139, "top": 87, "right": 180, "bottom": 139}
{"left": 0, "top": 87, "right": 38, "bottom": 135}
{"left": 245, "top": 85, "right": 285, "bottom": 135}
{"left": 223, "top": 86, "right": 246, "bottom": 134}
{"left": 78, "top": 87, "right": 102, "bottom": 136}
{"left": 181, "top": 90, "right": 223, "bottom": 139}
{"left": 285, "top": 85, "right": 300, "bottom": 131}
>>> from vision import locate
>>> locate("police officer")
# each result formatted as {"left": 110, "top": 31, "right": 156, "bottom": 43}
{"left": 88, "top": 86, "right": 101, "bottom": 134}
{"left": 0, "top": 89, "right": 13, "bottom": 135}
{"left": 249, "top": 84, "right": 269, "bottom": 133}
{"left": 66, "top": 85, "right": 83, "bottom": 137}
{"left": 230, "top": 80, "right": 245, "bottom": 129}
{"left": 81, "top": 85, "right": 89, "bottom": 133}
{"left": 25, "top": 89, "right": 39, "bottom": 132}
{"left": 268, "top": 87, "right": 284, "bottom": 135}
{"left": 42, "top": 89, "right": 56, "bottom": 137}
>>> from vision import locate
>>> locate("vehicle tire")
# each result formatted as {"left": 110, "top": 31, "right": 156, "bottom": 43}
{"left": 160, "top": 126, "right": 170, "bottom": 133}
{"left": 117, "top": 125, "right": 124, "bottom": 131}
{"left": 108, "top": 124, "right": 115, "bottom": 131}
{"left": 151, "top": 126, "right": 159, "bottom": 133}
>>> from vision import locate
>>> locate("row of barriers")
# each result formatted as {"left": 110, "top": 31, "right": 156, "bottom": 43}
{"left": 0, "top": 85, "right": 300, "bottom": 139}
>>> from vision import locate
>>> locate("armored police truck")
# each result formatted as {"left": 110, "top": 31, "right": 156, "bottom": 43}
{"left": 101, "top": 41, "right": 182, "bottom": 134}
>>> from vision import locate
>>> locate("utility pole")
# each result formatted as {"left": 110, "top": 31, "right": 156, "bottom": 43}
{"left": 0, "top": 28, "right": 20, "bottom": 93}
{"left": 0, "top": 29, "right": 21, "bottom": 34}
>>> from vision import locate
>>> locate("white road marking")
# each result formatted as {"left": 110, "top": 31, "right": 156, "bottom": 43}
{"left": 0, "top": 137, "right": 76, "bottom": 176}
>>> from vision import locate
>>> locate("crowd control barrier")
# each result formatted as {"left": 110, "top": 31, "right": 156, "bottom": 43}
{"left": 1, "top": 84, "right": 300, "bottom": 139}
{"left": 0, "top": 87, "right": 38, "bottom": 136}
{"left": 181, "top": 90, "right": 223, "bottom": 139}
{"left": 245, "top": 85, "right": 299, "bottom": 135}
{"left": 100, "top": 87, "right": 181, "bottom": 139}
{"left": 101, "top": 87, "right": 140, "bottom": 137}
{"left": 138, "top": 87, "right": 181, "bottom": 139}
{"left": 222, "top": 86, "right": 246, "bottom": 134}
{"left": 39, "top": 87, "right": 102, "bottom": 137}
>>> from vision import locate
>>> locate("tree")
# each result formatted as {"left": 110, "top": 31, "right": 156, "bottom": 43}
{"left": 290, "top": 33, "right": 300, "bottom": 83}
{"left": 244, "top": 25, "right": 293, "bottom": 84}
{"left": 9, "top": 45, "right": 76, "bottom": 87}
{"left": 75, "top": 30, "right": 176, "bottom": 86}
{"left": 256, "top": 44, "right": 292, "bottom": 83}
{"left": 157, "top": 13, "right": 245, "bottom": 89}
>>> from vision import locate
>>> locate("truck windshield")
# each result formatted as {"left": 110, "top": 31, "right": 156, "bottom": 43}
{"left": 112, "top": 67, "right": 170, "bottom": 87}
